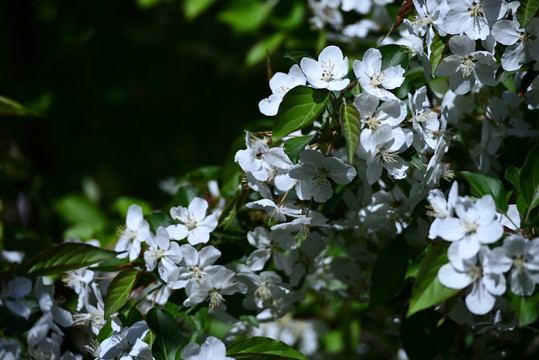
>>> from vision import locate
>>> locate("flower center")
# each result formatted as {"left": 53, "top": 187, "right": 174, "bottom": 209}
{"left": 209, "top": 289, "right": 224, "bottom": 308}
{"left": 467, "top": 2, "right": 484, "bottom": 17}
{"left": 463, "top": 221, "right": 479, "bottom": 234}
{"left": 415, "top": 108, "right": 437, "bottom": 123}
{"left": 520, "top": 32, "right": 536, "bottom": 46}
{"left": 320, "top": 60, "right": 335, "bottom": 82}
{"left": 458, "top": 57, "right": 475, "bottom": 77}
{"left": 254, "top": 281, "right": 272, "bottom": 301}
{"left": 189, "top": 265, "right": 205, "bottom": 282}
{"left": 370, "top": 72, "right": 385, "bottom": 88}
{"left": 380, "top": 149, "right": 398, "bottom": 164}
{"left": 313, "top": 168, "right": 330, "bottom": 187}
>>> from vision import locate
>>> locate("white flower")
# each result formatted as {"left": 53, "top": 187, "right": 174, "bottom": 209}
{"left": 99, "top": 320, "right": 151, "bottom": 360}
{"left": 427, "top": 181, "right": 459, "bottom": 239}
{"left": 166, "top": 197, "right": 218, "bottom": 245}
{"left": 62, "top": 268, "right": 94, "bottom": 312}
{"left": 353, "top": 93, "right": 407, "bottom": 130}
{"left": 300, "top": 45, "right": 350, "bottom": 91}
{"left": 440, "top": 0, "right": 506, "bottom": 40}
{"left": 435, "top": 35, "right": 497, "bottom": 95}
{"left": 144, "top": 227, "right": 183, "bottom": 281}
{"left": 183, "top": 336, "right": 234, "bottom": 360}
{"left": 245, "top": 198, "right": 302, "bottom": 223}
{"left": 353, "top": 48, "right": 405, "bottom": 101}
{"left": 184, "top": 266, "right": 247, "bottom": 308}
{"left": 0, "top": 276, "right": 32, "bottom": 319}
{"left": 259, "top": 65, "right": 307, "bottom": 116}
{"left": 356, "top": 125, "right": 412, "bottom": 184}
{"left": 492, "top": 18, "right": 539, "bottom": 71}
{"left": 73, "top": 283, "right": 106, "bottom": 335}
{"left": 289, "top": 149, "right": 357, "bottom": 202}
{"left": 245, "top": 227, "right": 297, "bottom": 271}
{"left": 343, "top": 20, "right": 379, "bottom": 38}
{"left": 115, "top": 204, "right": 151, "bottom": 261}
{"left": 408, "top": 86, "right": 440, "bottom": 149}
{"left": 166, "top": 244, "right": 221, "bottom": 289}
{"left": 503, "top": 235, "right": 539, "bottom": 296}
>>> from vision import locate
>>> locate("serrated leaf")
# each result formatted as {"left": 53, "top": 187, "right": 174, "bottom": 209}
{"left": 509, "top": 291, "right": 539, "bottom": 326}
{"left": 284, "top": 50, "right": 313, "bottom": 64}
{"left": 227, "top": 337, "right": 308, "bottom": 360}
{"left": 430, "top": 32, "right": 445, "bottom": 75}
{"left": 283, "top": 134, "right": 315, "bottom": 163}
{"left": 519, "top": 143, "right": 539, "bottom": 212}
{"left": 505, "top": 165, "right": 522, "bottom": 194}
{"left": 183, "top": 0, "right": 217, "bottom": 19}
{"left": 458, "top": 171, "right": 508, "bottom": 212}
{"left": 104, "top": 269, "right": 139, "bottom": 318}
{"left": 379, "top": 44, "right": 409, "bottom": 70}
{"left": 147, "top": 308, "right": 183, "bottom": 360}
{"left": 517, "top": 0, "right": 539, "bottom": 28}
{"left": 24, "top": 243, "right": 117, "bottom": 277}
{"left": 407, "top": 242, "right": 459, "bottom": 317}
{"left": 339, "top": 103, "right": 361, "bottom": 164}
{"left": 0, "top": 95, "right": 40, "bottom": 117}
{"left": 272, "top": 86, "right": 330, "bottom": 143}
{"left": 370, "top": 236, "right": 414, "bottom": 306}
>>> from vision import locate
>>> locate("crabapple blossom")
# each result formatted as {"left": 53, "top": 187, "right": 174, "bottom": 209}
{"left": 166, "top": 244, "right": 221, "bottom": 289}
{"left": 427, "top": 181, "right": 459, "bottom": 239}
{"left": 434, "top": 35, "right": 497, "bottom": 95}
{"left": 353, "top": 48, "right": 405, "bottom": 101}
{"left": 502, "top": 235, "right": 539, "bottom": 296}
{"left": 408, "top": 86, "right": 440, "bottom": 149}
{"left": 245, "top": 227, "right": 296, "bottom": 271}
{"left": 259, "top": 64, "right": 306, "bottom": 116}
{"left": 144, "top": 226, "right": 182, "bottom": 281}
{"left": 440, "top": 0, "right": 506, "bottom": 40}
{"left": 0, "top": 276, "right": 32, "bottom": 319}
{"left": 300, "top": 45, "right": 350, "bottom": 91}
{"left": 99, "top": 320, "right": 151, "bottom": 360}
{"left": 289, "top": 149, "right": 357, "bottom": 202}
{"left": 115, "top": 204, "right": 151, "bottom": 261}
{"left": 166, "top": 197, "right": 218, "bottom": 245}
{"left": 353, "top": 92, "right": 407, "bottom": 130}
{"left": 492, "top": 18, "right": 539, "bottom": 71}
{"left": 182, "top": 336, "right": 234, "bottom": 360}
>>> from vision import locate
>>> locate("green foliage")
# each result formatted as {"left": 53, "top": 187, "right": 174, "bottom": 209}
{"left": 246, "top": 33, "right": 286, "bottom": 67}
{"left": 0, "top": 95, "right": 40, "bottom": 117}
{"left": 284, "top": 50, "right": 313, "bottom": 64}
{"left": 23, "top": 243, "right": 116, "bottom": 277}
{"left": 147, "top": 308, "right": 184, "bottom": 360}
{"left": 226, "top": 337, "right": 308, "bottom": 360}
{"left": 283, "top": 134, "right": 315, "bottom": 163}
{"left": 183, "top": 0, "right": 218, "bottom": 19}
{"left": 517, "top": 0, "right": 539, "bottom": 28}
{"left": 509, "top": 291, "right": 539, "bottom": 327}
{"left": 458, "top": 171, "right": 508, "bottom": 212}
{"left": 339, "top": 103, "right": 361, "bottom": 164}
{"left": 379, "top": 44, "right": 409, "bottom": 70}
{"left": 54, "top": 194, "right": 107, "bottom": 239}
{"left": 430, "top": 33, "right": 446, "bottom": 75}
{"left": 272, "top": 86, "right": 330, "bottom": 142}
{"left": 407, "top": 242, "right": 459, "bottom": 317}
{"left": 112, "top": 197, "right": 152, "bottom": 218}
{"left": 370, "top": 236, "right": 414, "bottom": 306}
{"left": 219, "top": 0, "right": 278, "bottom": 33}
{"left": 104, "top": 269, "right": 140, "bottom": 318}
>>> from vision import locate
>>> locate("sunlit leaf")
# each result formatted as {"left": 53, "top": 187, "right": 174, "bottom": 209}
{"left": 104, "top": 269, "right": 139, "bottom": 318}
{"left": 509, "top": 291, "right": 539, "bottom": 326}
{"left": 227, "top": 337, "right": 308, "bottom": 360}
{"left": 272, "top": 86, "right": 330, "bottom": 142}
{"left": 430, "top": 32, "right": 446, "bottom": 75}
{"left": 458, "top": 171, "right": 508, "bottom": 212}
{"left": 183, "top": 0, "right": 217, "bottom": 19}
{"left": 245, "top": 33, "right": 286, "bottom": 67}
{"left": 517, "top": 0, "right": 539, "bottom": 28}
{"left": 339, "top": 103, "right": 361, "bottom": 164}
{"left": 24, "top": 243, "right": 116, "bottom": 277}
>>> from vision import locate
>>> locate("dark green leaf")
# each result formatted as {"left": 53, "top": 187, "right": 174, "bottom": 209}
{"left": 147, "top": 308, "right": 183, "bottom": 360}
{"left": 379, "top": 44, "right": 409, "bottom": 71}
{"left": 407, "top": 242, "right": 459, "bottom": 317}
{"left": 458, "top": 171, "right": 508, "bottom": 212}
{"left": 272, "top": 86, "right": 330, "bottom": 142}
{"left": 509, "top": 291, "right": 539, "bottom": 326}
{"left": 0, "top": 95, "right": 40, "bottom": 117}
{"left": 339, "top": 103, "right": 361, "bottom": 164}
{"left": 24, "top": 243, "right": 116, "bottom": 277}
{"left": 227, "top": 337, "right": 308, "bottom": 360}
{"left": 283, "top": 134, "right": 315, "bottom": 163}
{"left": 104, "top": 269, "right": 139, "bottom": 318}
{"left": 430, "top": 32, "right": 446, "bottom": 75}
{"left": 505, "top": 165, "right": 522, "bottom": 194}
{"left": 519, "top": 144, "right": 539, "bottom": 213}
{"left": 370, "top": 236, "right": 414, "bottom": 306}
{"left": 284, "top": 50, "right": 313, "bottom": 64}
{"left": 517, "top": 0, "right": 539, "bottom": 28}
{"left": 175, "top": 186, "right": 203, "bottom": 207}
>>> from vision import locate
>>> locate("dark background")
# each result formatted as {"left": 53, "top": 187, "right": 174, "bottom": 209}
{"left": 0, "top": 0, "right": 280, "bottom": 205}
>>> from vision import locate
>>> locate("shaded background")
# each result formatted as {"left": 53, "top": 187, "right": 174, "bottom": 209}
{"left": 0, "top": 0, "right": 307, "bottom": 205}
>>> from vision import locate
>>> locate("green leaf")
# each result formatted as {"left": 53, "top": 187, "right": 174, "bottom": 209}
{"left": 104, "top": 269, "right": 139, "bottom": 318}
{"left": 268, "top": 1, "right": 305, "bottom": 30}
{"left": 112, "top": 197, "right": 152, "bottom": 218}
{"left": 24, "top": 243, "right": 116, "bottom": 277}
{"left": 219, "top": 0, "right": 278, "bottom": 33}
{"left": 517, "top": 0, "right": 539, "bottom": 28}
{"left": 509, "top": 291, "right": 539, "bottom": 326}
{"left": 505, "top": 165, "right": 522, "bottom": 194}
{"left": 55, "top": 195, "right": 106, "bottom": 227}
{"left": 429, "top": 32, "right": 446, "bottom": 75}
{"left": 0, "top": 95, "right": 40, "bottom": 117}
{"left": 135, "top": 0, "right": 162, "bottom": 9}
{"left": 227, "top": 337, "right": 308, "bottom": 360}
{"left": 407, "top": 242, "right": 459, "bottom": 317}
{"left": 370, "top": 236, "right": 415, "bottom": 306}
{"left": 283, "top": 134, "right": 315, "bottom": 163}
{"left": 284, "top": 50, "right": 313, "bottom": 65}
{"left": 339, "top": 103, "right": 361, "bottom": 164}
{"left": 458, "top": 171, "right": 508, "bottom": 212}
{"left": 245, "top": 32, "right": 286, "bottom": 67}
{"left": 272, "top": 86, "right": 330, "bottom": 143}
{"left": 379, "top": 44, "right": 409, "bottom": 70}
{"left": 519, "top": 144, "right": 539, "bottom": 213}
{"left": 183, "top": 0, "right": 217, "bottom": 19}
{"left": 147, "top": 308, "right": 183, "bottom": 360}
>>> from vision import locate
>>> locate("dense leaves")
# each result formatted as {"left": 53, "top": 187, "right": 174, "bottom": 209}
{"left": 227, "top": 337, "right": 308, "bottom": 360}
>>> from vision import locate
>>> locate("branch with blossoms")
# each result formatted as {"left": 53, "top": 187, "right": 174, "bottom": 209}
{"left": 1, "top": 0, "right": 539, "bottom": 358}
